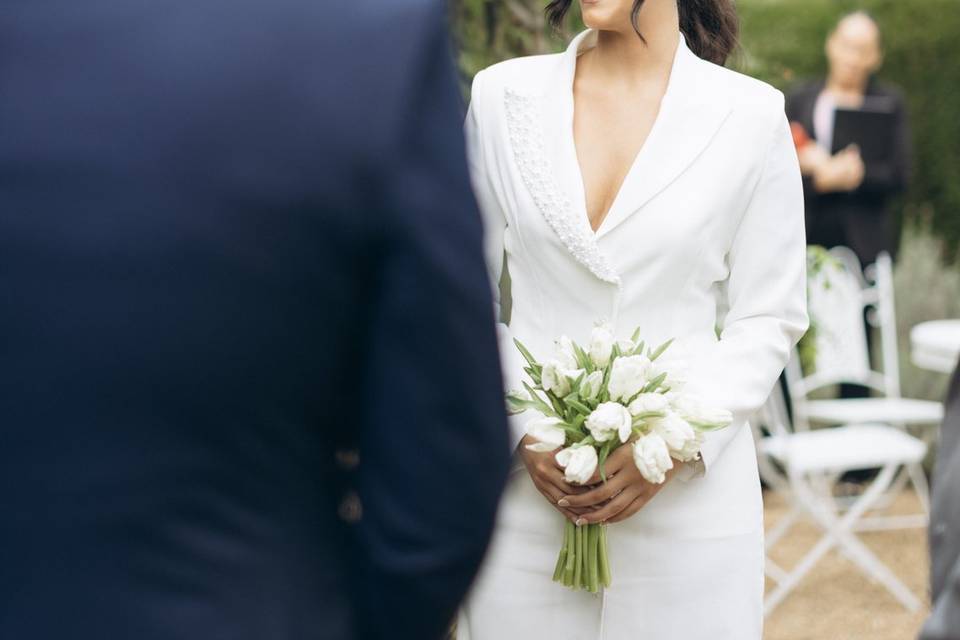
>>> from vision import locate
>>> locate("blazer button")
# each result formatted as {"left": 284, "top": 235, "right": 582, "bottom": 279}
{"left": 335, "top": 448, "right": 360, "bottom": 471}
{"left": 338, "top": 490, "right": 363, "bottom": 524}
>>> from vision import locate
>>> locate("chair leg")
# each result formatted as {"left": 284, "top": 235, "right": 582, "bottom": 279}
{"left": 765, "top": 558, "right": 790, "bottom": 585}
{"left": 764, "top": 464, "right": 921, "bottom": 615}
{"left": 766, "top": 504, "right": 802, "bottom": 550}
{"left": 833, "top": 527, "right": 922, "bottom": 611}
{"left": 907, "top": 462, "right": 931, "bottom": 516}
{"left": 764, "top": 523, "right": 838, "bottom": 615}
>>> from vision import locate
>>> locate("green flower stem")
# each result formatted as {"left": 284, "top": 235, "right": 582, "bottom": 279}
{"left": 554, "top": 522, "right": 612, "bottom": 592}
{"left": 563, "top": 520, "right": 575, "bottom": 586}
{"left": 598, "top": 525, "right": 612, "bottom": 588}
{"left": 552, "top": 540, "right": 567, "bottom": 582}
{"left": 584, "top": 524, "right": 595, "bottom": 593}
{"left": 573, "top": 524, "right": 583, "bottom": 589}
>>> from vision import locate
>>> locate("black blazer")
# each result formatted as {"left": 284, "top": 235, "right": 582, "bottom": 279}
{"left": 0, "top": 1, "right": 510, "bottom": 639}
{"left": 785, "top": 77, "right": 912, "bottom": 265}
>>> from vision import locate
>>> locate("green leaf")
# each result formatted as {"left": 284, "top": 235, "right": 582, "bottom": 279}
{"left": 689, "top": 420, "right": 729, "bottom": 432}
{"left": 546, "top": 390, "right": 566, "bottom": 416}
{"left": 630, "top": 326, "right": 642, "bottom": 344}
{"left": 522, "top": 382, "right": 559, "bottom": 417}
{"left": 566, "top": 398, "right": 593, "bottom": 416}
{"left": 649, "top": 338, "right": 674, "bottom": 361}
{"left": 569, "top": 372, "right": 586, "bottom": 394}
{"left": 597, "top": 441, "right": 614, "bottom": 482}
{"left": 641, "top": 372, "right": 667, "bottom": 393}
{"left": 572, "top": 342, "right": 593, "bottom": 372}
{"left": 632, "top": 340, "right": 646, "bottom": 357}
{"left": 506, "top": 396, "right": 542, "bottom": 414}
{"left": 514, "top": 338, "right": 539, "bottom": 368}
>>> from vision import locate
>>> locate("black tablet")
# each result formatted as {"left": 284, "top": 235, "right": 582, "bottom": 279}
{"left": 831, "top": 100, "right": 897, "bottom": 164}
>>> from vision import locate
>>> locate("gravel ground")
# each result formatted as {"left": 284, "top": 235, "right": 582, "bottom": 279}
{"left": 764, "top": 489, "right": 930, "bottom": 640}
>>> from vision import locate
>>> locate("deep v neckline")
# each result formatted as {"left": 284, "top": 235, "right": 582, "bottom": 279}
{"left": 569, "top": 44, "right": 677, "bottom": 237}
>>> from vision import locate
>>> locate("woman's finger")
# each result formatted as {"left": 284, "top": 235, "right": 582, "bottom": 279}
{"left": 576, "top": 488, "right": 638, "bottom": 525}
{"left": 606, "top": 494, "right": 654, "bottom": 523}
{"left": 558, "top": 473, "right": 628, "bottom": 508}
{"left": 532, "top": 482, "right": 581, "bottom": 521}
{"left": 538, "top": 464, "right": 588, "bottom": 496}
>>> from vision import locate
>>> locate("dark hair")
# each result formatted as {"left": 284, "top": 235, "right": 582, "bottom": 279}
{"left": 545, "top": 0, "right": 739, "bottom": 65}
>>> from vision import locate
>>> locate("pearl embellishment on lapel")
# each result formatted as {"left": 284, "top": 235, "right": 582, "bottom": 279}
{"left": 503, "top": 87, "right": 621, "bottom": 287}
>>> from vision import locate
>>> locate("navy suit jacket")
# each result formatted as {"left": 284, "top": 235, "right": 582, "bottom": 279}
{"left": 921, "top": 361, "right": 960, "bottom": 639}
{"left": 0, "top": 1, "right": 510, "bottom": 638}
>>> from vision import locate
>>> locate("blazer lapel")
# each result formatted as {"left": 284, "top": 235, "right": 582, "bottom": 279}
{"left": 595, "top": 32, "right": 733, "bottom": 239}
{"left": 502, "top": 29, "right": 621, "bottom": 286}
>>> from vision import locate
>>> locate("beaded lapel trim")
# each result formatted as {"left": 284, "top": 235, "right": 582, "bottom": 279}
{"left": 503, "top": 87, "right": 621, "bottom": 286}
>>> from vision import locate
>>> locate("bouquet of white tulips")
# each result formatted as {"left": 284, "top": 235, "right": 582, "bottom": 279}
{"left": 507, "top": 322, "right": 733, "bottom": 593}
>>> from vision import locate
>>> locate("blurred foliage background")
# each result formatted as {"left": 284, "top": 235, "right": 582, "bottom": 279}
{"left": 450, "top": 0, "right": 960, "bottom": 401}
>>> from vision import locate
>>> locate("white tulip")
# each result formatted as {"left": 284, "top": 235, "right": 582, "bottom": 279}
{"left": 580, "top": 370, "right": 604, "bottom": 401}
{"left": 632, "top": 432, "right": 674, "bottom": 484}
{"left": 627, "top": 392, "right": 670, "bottom": 417}
{"left": 506, "top": 388, "right": 531, "bottom": 415}
{"left": 585, "top": 402, "right": 633, "bottom": 443}
{"left": 556, "top": 445, "right": 599, "bottom": 485}
{"left": 525, "top": 416, "right": 567, "bottom": 452}
{"left": 649, "top": 412, "right": 701, "bottom": 461}
{"left": 607, "top": 355, "right": 652, "bottom": 402}
{"left": 649, "top": 342, "right": 690, "bottom": 390}
{"left": 672, "top": 429, "right": 704, "bottom": 462}
{"left": 672, "top": 394, "right": 733, "bottom": 429}
{"left": 541, "top": 360, "right": 584, "bottom": 397}
{"left": 589, "top": 323, "right": 615, "bottom": 368}
{"left": 617, "top": 338, "right": 636, "bottom": 355}
{"left": 555, "top": 335, "right": 579, "bottom": 370}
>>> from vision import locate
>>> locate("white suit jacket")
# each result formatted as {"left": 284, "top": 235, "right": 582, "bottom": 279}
{"left": 465, "top": 28, "right": 809, "bottom": 479}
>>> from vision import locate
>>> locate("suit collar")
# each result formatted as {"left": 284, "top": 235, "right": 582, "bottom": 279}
{"left": 502, "top": 28, "right": 733, "bottom": 284}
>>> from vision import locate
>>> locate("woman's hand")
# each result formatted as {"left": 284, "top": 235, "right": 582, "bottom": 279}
{"left": 813, "top": 144, "right": 865, "bottom": 193}
{"left": 556, "top": 442, "right": 680, "bottom": 525}
{"left": 518, "top": 436, "right": 591, "bottom": 522}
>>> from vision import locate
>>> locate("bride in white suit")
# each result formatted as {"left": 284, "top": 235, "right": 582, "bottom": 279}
{"left": 459, "top": 0, "right": 808, "bottom": 638}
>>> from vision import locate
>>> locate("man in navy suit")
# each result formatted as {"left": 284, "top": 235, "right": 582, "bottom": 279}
{"left": 0, "top": 1, "right": 510, "bottom": 638}
{"left": 921, "top": 360, "right": 960, "bottom": 640}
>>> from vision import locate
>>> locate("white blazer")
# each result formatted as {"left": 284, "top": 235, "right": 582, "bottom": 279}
{"left": 465, "top": 27, "right": 809, "bottom": 478}
{"left": 459, "top": 28, "right": 809, "bottom": 639}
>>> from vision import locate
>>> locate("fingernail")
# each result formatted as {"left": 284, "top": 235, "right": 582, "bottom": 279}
{"left": 575, "top": 517, "right": 586, "bottom": 527}
{"left": 558, "top": 497, "right": 570, "bottom": 507}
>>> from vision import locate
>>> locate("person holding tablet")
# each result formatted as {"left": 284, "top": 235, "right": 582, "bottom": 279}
{"left": 786, "top": 10, "right": 912, "bottom": 268}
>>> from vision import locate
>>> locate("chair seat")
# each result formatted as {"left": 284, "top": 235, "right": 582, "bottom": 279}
{"left": 760, "top": 424, "right": 927, "bottom": 474}
{"left": 802, "top": 397, "right": 943, "bottom": 426}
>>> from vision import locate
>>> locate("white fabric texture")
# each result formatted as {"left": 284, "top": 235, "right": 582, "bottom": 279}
{"left": 460, "top": 28, "right": 809, "bottom": 640}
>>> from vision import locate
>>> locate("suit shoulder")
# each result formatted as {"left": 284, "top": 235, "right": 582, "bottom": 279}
{"left": 696, "top": 62, "right": 789, "bottom": 141}
{"left": 471, "top": 52, "right": 562, "bottom": 98}
{"left": 710, "top": 64, "right": 785, "bottom": 112}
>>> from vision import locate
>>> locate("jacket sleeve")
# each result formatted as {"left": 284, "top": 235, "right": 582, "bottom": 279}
{"left": 464, "top": 68, "right": 536, "bottom": 452}
{"left": 687, "top": 91, "right": 810, "bottom": 476}
{"left": 355, "top": 11, "right": 511, "bottom": 639}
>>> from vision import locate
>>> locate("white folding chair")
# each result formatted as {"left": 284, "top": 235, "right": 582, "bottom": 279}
{"left": 754, "top": 384, "right": 928, "bottom": 615}
{"left": 786, "top": 248, "right": 939, "bottom": 520}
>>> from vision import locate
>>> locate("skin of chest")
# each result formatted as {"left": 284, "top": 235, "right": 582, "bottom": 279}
{"left": 572, "top": 73, "right": 666, "bottom": 232}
